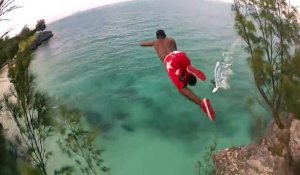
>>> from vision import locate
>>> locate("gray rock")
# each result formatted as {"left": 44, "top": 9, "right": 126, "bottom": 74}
{"left": 213, "top": 115, "right": 299, "bottom": 175}
{"left": 31, "top": 31, "right": 53, "bottom": 50}
{"left": 289, "top": 120, "right": 300, "bottom": 162}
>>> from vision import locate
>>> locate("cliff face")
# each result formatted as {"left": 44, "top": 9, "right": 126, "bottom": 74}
{"left": 213, "top": 116, "right": 300, "bottom": 175}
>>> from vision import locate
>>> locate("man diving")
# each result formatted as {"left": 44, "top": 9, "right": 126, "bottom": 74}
{"left": 140, "top": 29, "right": 216, "bottom": 121}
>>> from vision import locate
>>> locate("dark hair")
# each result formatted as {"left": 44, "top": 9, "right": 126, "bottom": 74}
{"left": 187, "top": 74, "right": 197, "bottom": 86}
{"left": 156, "top": 29, "right": 166, "bottom": 39}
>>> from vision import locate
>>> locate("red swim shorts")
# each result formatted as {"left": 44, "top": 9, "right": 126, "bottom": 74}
{"left": 164, "top": 51, "right": 191, "bottom": 90}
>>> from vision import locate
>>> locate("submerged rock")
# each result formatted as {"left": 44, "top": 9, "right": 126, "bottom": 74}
{"left": 213, "top": 115, "right": 300, "bottom": 175}
{"left": 31, "top": 31, "right": 53, "bottom": 50}
{"left": 121, "top": 123, "right": 135, "bottom": 132}
{"left": 112, "top": 110, "right": 130, "bottom": 120}
{"left": 85, "top": 111, "right": 113, "bottom": 133}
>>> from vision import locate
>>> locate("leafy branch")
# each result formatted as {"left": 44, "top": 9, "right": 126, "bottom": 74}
{"left": 55, "top": 106, "right": 109, "bottom": 175}
{"left": 232, "top": 0, "right": 300, "bottom": 127}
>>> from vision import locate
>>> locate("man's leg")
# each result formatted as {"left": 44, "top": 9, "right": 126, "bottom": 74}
{"left": 179, "top": 87, "right": 216, "bottom": 121}
{"left": 178, "top": 87, "right": 202, "bottom": 105}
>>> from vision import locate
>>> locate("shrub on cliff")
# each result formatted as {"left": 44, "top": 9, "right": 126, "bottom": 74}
{"left": 232, "top": 0, "right": 300, "bottom": 128}
{"left": 34, "top": 19, "right": 46, "bottom": 32}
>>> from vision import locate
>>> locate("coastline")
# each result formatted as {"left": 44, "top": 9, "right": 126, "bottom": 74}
{"left": 0, "top": 65, "right": 11, "bottom": 96}
{"left": 0, "top": 65, "right": 19, "bottom": 142}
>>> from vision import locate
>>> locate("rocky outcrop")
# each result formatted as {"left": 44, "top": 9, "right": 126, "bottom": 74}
{"left": 290, "top": 120, "right": 300, "bottom": 163}
{"left": 30, "top": 31, "right": 53, "bottom": 50}
{"left": 213, "top": 116, "right": 300, "bottom": 175}
{"left": 0, "top": 66, "right": 26, "bottom": 159}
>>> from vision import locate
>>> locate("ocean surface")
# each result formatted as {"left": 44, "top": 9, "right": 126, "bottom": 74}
{"left": 31, "top": 0, "right": 266, "bottom": 174}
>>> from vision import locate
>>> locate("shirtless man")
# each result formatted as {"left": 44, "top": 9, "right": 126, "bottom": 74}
{"left": 140, "top": 29, "right": 216, "bottom": 121}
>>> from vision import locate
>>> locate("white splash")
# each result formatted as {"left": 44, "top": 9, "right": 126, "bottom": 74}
{"left": 212, "top": 39, "right": 240, "bottom": 93}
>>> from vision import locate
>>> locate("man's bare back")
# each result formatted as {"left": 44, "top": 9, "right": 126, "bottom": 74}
{"left": 153, "top": 37, "right": 177, "bottom": 61}
{"left": 139, "top": 31, "right": 177, "bottom": 62}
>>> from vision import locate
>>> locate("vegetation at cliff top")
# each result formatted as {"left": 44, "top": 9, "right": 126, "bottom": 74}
{"left": 0, "top": 0, "right": 108, "bottom": 174}
{"left": 232, "top": 0, "right": 300, "bottom": 128}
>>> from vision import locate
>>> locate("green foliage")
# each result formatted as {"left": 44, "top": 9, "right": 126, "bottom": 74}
{"left": 0, "top": 2, "right": 108, "bottom": 174}
{"left": 54, "top": 166, "right": 74, "bottom": 175}
{"left": 0, "top": 37, "right": 19, "bottom": 67}
{"left": 56, "top": 106, "right": 107, "bottom": 175}
{"left": 1, "top": 18, "right": 108, "bottom": 174}
{"left": 0, "top": 0, "right": 20, "bottom": 22}
{"left": 281, "top": 50, "right": 300, "bottom": 118}
{"left": 246, "top": 96, "right": 269, "bottom": 142}
{"left": 0, "top": 0, "right": 20, "bottom": 65}
{"left": 3, "top": 37, "right": 18, "bottom": 58}
{"left": 195, "top": 140, "right": 217, "bottom": 175}
{"left": 0, "top": 25, "right": 37, "bottom": 68}
{"left": 19, "top": 26, "right": 35, "bottom": 41}
{"left": 35, "top": 20, "right": 46, "bottom": 32}
{"left": 20, "top": 164, "right": 43, "bottom": 175}
{"left": 0, "top": 123, "right": 44, "bottom": 175}
{"left": 232, "top": 0, "right": 300, "bottom": 127}
{"left": 2, "top": 34, "right": 108, "bottom": 175}
{"left": 0, "top": 124, "right": 19, "bottom": 175}
{"left": 4, "top": 37, "right": 54, "bottom": 175}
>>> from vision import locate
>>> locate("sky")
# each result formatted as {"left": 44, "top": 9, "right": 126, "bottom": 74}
{"left": 1, "top": 0, "right": 132, "bottom": 36}
{"left": 1, "top": 0, "right": 300, "bottom": 36}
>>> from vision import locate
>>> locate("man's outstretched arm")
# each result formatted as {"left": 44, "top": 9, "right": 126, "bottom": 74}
{"left": 140, "top": 40, "right": 154, "bottom": 47}
{"left": 178, "top": 87, "right": 202, "bottom": 105}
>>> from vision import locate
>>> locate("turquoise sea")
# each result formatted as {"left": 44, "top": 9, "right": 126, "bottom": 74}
{"left": 31, "top": 0, "right": 265, "bottom": 174}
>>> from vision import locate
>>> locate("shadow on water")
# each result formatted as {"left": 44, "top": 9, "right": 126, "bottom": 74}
{"left": 144, "top": 115, "right": 201, "bottom": 141}
{"left": 121, "top": 123, "right": 135, "bottom": 132}
{"left": 85, "top": 109, "right": 135, "bottom": 134}
{"left": 85, "top": 111, "right": 114, "bottom": 134}
{"left": 85, "top": 90, "right": 247, "bottom": 143}
{"left": 137, "top": 96, "right": 239, "bottom": 142}
{"left": 115, "top": 86, "right": 139, "bottom": 100}
{"left": 112, "top": 110, "right": 131, "bottom": 120}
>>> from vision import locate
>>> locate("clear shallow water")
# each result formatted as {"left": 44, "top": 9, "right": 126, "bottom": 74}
{"left": 31, "top": 0, "right": 263, "bottom": 174}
